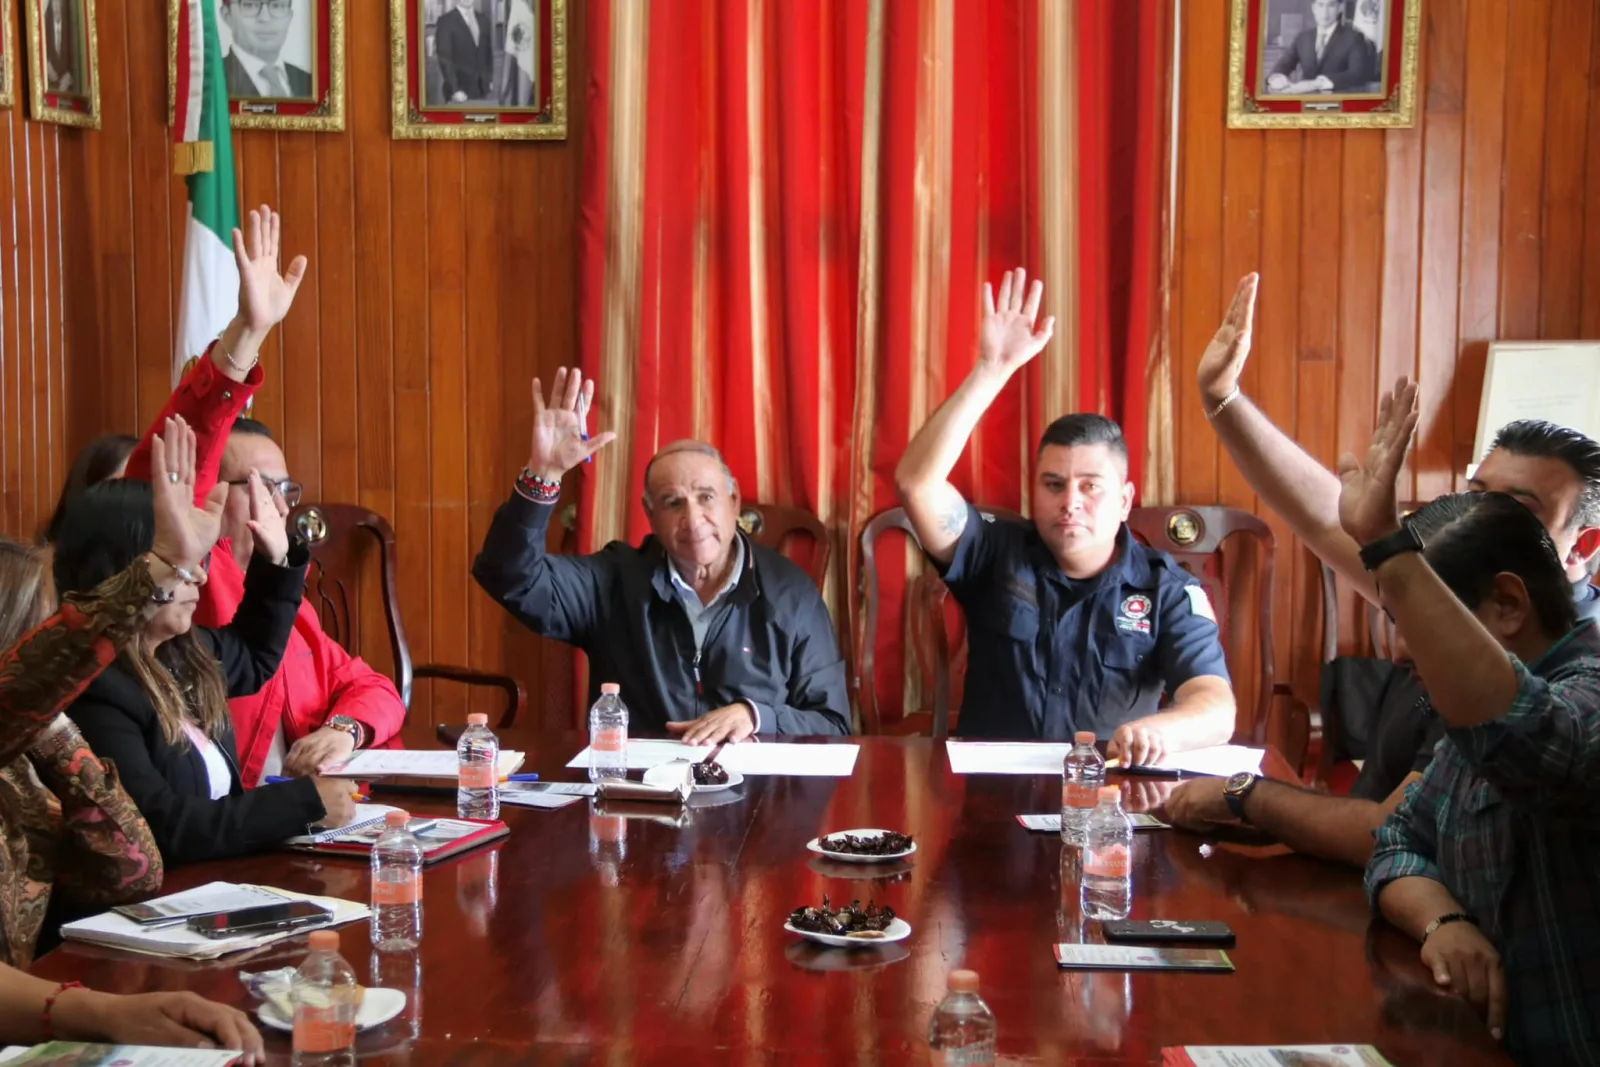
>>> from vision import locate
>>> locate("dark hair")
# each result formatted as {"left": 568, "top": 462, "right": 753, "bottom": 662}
{"left": 52, "top": 480, "right": 230, "bottom": 745}
{"left": 232, "top": 417, "right": 274, "bottom": 439}
{"left": 1037, "top": 414, "right": 1129, "bottom": 476}
{"left": 1489, "top": 419, "right": 1600, "bottom": 529}
{"left": 41, "top": 433, "right": 138, "bottom": 544}
{"left": 1407, "top": 491, "right": 1578, "bottom": 638}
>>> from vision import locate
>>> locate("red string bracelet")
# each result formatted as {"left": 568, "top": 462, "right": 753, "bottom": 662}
{"left": 42, "top": 981, "right": 83, "bottom": 1040}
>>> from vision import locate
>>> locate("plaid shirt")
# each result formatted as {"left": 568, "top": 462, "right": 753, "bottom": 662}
{"left": 1367, "top": 621, "right": 1600, "bottom": 1066}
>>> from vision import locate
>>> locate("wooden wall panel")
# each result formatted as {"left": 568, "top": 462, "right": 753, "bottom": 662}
{"left": 62, "top": 0, "right": 589, "bottom": 744}
{"left": 1176, "top": 0, "right": 1600, "bottom": 737}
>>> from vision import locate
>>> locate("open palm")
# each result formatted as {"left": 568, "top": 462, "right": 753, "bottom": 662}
{"left": 233, "top": 205, "right": 308, "bottom": 335}
{"left": 150, "top": 417, "right": 226, "bottom": 571}
{"left": 978, "top": 268, "right": 1055, "bottom": 374}
{"left": 1199, "top": 274, "right": 1258, "bottom": 407}
{"left": 529, "top": 368, "right": 616, "bottom": 478}
{"left": 1338, "top": 378, "right": 1419, "bottom": 545}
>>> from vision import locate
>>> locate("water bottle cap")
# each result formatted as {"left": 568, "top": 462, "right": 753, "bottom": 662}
{"left": 1098, "top": 786, "right": 1121, "bottom": 802}
{"left": 1074, "top": 731, "right": 1096, "bottom": 745}
{"left": 948, "top": 969, "right": 980, "bottom": 993}
{"left": 466, "top": 713, "right": 489, "bottom": 725}
{"left": 600, "top": 683, "right": 621, "bottom": 695}
{"left": 308, "top": 930, "right": 340, "bottom": 950}
{"left": 385, "top": 810, "right": 410, "bottom": 826}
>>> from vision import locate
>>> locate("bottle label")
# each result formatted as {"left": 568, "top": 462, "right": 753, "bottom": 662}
{"left": 1062, "top": 782, "right": 1099, "bottom": 810}
{"left": 1084, "top": 843, "right": 1131, "bottom": 879}
{"left": 458, "top": 762, "right": 495, "bottom": 789}
{"left": 293, "top": 1006, "right": 356, "bottom": 1052}
{"left": 592, "top": 725, "right": 626, "bottom": 753}
{"left": 373, "top": 872, "right": 421, "bottom": 906}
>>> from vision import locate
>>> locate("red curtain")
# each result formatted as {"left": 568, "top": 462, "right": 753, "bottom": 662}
{"left": 577, "top": 0, "right": 1175, "bottom": 729}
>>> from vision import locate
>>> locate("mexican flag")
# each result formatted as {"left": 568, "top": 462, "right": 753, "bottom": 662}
{"left": 171, "top": 0, "right": 239, "bottom": 385}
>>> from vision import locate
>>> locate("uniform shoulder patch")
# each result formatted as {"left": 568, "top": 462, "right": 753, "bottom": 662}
{"left": 1184, "top": 584, "right": 1217, "bottom": 623}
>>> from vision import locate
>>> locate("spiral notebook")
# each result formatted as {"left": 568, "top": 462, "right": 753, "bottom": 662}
{"left": 283, "top": 804, "right": 405, "bottom": 846}
{"left": 283, "top": 809, "right": 508, "bottom": 863}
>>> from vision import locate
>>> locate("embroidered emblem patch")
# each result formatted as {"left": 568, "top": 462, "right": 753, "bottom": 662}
{"left": 1117, "top": 594, "right": 1154, "bottom": 635}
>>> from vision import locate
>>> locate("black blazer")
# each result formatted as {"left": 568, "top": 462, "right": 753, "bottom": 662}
{"left": 65, "top": 548, "right": 326, "bottom": 867}
{"left": 434, "top": 7, "right": 495, "bottom": 101}
{"left": 223, "top": 49, "right": 313, "bottom": 99}
{"left": 1270, "top": 23, "right": 1377, "bottom": 92}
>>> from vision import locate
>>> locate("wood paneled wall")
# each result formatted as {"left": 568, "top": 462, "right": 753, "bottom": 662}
{"left": 1172, "top": 0, "right": 1600, "bottom": 737}
{"left": 61, "top": 0, "right": 588, "bottom": 742}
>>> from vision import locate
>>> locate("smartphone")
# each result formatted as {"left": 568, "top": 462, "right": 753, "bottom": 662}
{"left": 1101, "top": 919, "right": 1235, "bottom": 946}
{"left": 185, "top": 900, "right": 334, "bottom": 940}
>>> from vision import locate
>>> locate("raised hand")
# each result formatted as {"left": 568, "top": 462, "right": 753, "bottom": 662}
{"left": 149, "top": 417, "right": 224, "bottom": 574}
{"left": 245, "top": 470, "right": 292, "bottom": 565}
{"left": 529, "top": 368, "right": 617, "bottom": 480}
{"left": 1199, "top": 274, "right": 1258, "bottom": 409}
{"left": 232, "top": 204, "right": 308, "bottom": 338}
{"left": 1337, "top": 377, "right": 1419, "bottom": 546}
{"left": 977, "top": 269, "right": 1055, "bottom": 376}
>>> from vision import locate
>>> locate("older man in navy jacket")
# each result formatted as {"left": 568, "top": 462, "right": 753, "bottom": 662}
{"left": 474, "top": 369, "right": 851, "bottom": 744}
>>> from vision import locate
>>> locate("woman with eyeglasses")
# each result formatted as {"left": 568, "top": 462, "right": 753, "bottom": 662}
{"left": 52, "top": 417, "right": 357, "bottom": 866}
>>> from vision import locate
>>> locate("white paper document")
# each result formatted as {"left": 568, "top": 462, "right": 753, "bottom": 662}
{"left": 498, "top": 789, "right": 584, "bottom": 810}
{"left": 1164, "top": 1047, "right": 1393, "bottom": 1067}
{"left": 324, "top": 749, "right": 524, "bottom": 779}
{"left": 1017, "top": 813, "right": 1167, "bottom": 832}
{"left": 0, "top": 1045, "right": 243, "bottom": 1066}
{"left": 946, "top": 741, "right": 1263, "bottom": 778}
{"left": 63, "top": 882, "right": 368, "bottom": 960}
{"left": 565, "top": 740, "right": 858, "bottom": 777}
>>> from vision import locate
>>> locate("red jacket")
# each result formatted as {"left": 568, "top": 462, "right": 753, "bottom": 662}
{"left": 124, "top": 354, "right": 406, "bottom": 786}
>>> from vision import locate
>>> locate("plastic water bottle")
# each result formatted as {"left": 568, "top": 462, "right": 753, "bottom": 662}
{"left": 291, "top": 930, "right": 359, "bottom": 1066}
{"left": 456, "top": 712, "right": 500, "bottom": 819}
{"left": 1081, "top": 786, "right": 1134, "bottom": 921}
{"left": 928, "top": 969, "right": 997, "bottom": 1065}
{"left": 1060, "top": 730, "right": 1105, "bottom": 846}
{"left": 587, "top": 683, "right": 629, "bottom": 783}
{"left": 370, "top": 810, "right": 423, "bottom": 950}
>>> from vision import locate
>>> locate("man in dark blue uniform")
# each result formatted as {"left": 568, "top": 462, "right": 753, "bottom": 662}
{"left": 894, "top": 269, "right": 1236, "bottom": 765}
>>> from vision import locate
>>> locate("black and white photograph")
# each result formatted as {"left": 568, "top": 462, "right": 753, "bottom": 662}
{"left": 25, "top": 0, "right": 98, "bottom": 127}
{"left": 41, "top": 0, "right": 83, "bottom": 97}
{"left": 1259, "top": 0, "right": 1385, "bottom": 97}
{"left": 424, "top": 0, "right": 539, "bottom": 109}
{"left": 218, "top": 0, "right": 316, "bottom": 101}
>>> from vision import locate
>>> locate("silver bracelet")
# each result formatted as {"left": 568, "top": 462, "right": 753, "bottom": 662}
{"left": 1206, "top": 386, "right": 1242, "bottom": 420}
{"left": 216, "top": 336, "right": 258, "bottom": 373}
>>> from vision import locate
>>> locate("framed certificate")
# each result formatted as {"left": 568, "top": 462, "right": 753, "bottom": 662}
{"left": 1473, "top": 342, "right": 1600, "bottom": 469}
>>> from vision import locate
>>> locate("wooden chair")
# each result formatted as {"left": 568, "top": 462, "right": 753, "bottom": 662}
{"left": 287, "top": 504, "right": 527, "bottom": 742}
{"left": 736, "top": 503, "right": 831, "bottom": 590}
{"left": 1125, "top": 506, "right": 1279, "bottom": 745}
{"left": 854, "top": 505, "right": 1024, "bottom": 737}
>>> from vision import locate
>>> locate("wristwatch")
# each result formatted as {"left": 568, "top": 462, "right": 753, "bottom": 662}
{"left": 1223, "top": 772, "right": 1261, "bottom": 822}
{"left": 1358, "top": 524, "right": 1424, "bottom": 572}
{"left": 326, "top": 715, "right": 365, "bottom": 750}
{"left": 1422, "top": 912, "right": 1477, "bottom": 942}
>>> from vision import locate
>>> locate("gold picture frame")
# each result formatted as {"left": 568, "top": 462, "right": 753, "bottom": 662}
{"left": 1227, "top": 0, "right": 1421, "bottom": 130}
{"left": 168, "top": 0, "right": 346, "bottom": 133}
{"left": 24, "top": 0, "right": 98, "bottom": 128}
{"left": 390, "top": 0, "right": 568, "bottom": 141}
{"left": 0, "top": 0, "right": 16, "bottom": 108}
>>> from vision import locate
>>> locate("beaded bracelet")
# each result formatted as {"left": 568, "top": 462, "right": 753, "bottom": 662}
{"left": 515, "top": 467, "right": 561, "bottom": 504}
{"left": 42, "top": 981, "right": 83, "bottom": 1040}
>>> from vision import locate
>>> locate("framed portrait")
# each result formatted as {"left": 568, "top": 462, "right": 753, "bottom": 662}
{"left": 0, "top": 1, "right": 14, "bottom": 108}
{"left": 390, "top": 0, "right": 567, "bottom": 141}
{"left": 1228, "top": 0, "right": 1421, "bottom": 129}
{"left": 24, "top": 0, "right": 98, "bottom": 127}
{"left": 168, "top": 0, "right": 345, "bottom": 132}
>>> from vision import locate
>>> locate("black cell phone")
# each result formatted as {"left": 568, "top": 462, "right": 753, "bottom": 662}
{"left": 185, "top": 900, "right": 333, "bottom": 939}
{"left": 1101, "top": 919, "right": 1236, "bottom": 945}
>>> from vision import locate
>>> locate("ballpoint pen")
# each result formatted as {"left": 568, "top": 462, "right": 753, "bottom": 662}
{"left": 578, "top": 389, "right": 592, "bottom": 462}
{"left": 504, "top": 773, "right": 541, "bottom": 783}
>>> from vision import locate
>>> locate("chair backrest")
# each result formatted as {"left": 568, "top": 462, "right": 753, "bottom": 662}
{"left": 1126, "top": 505, "right": 1276, "bottom": 744}
{"left": 736, "top": 503, "right": 831, "bottom": 590}
{"left": 288, "top": 503, "right": 414, "bottom": 708}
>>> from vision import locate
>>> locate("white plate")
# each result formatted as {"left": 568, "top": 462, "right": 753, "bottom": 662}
{"left": 258, "top": 987, "right": 407, "bottom": 1033}
{"left": 691, "top": 768, "right": 744, "bottom": 794}
{"left": 806, "top": 828, "right": 917, "bottom": 864}
{"left": 783, "top": 916, "right": 912, "bottom": 948}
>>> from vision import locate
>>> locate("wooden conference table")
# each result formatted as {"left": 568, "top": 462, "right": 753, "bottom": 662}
{"left": 33, "top": 732, "right": 1512, "bottom": 1066}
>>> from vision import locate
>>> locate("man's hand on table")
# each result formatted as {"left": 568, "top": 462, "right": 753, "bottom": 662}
{"left": 666, "top": 704, "right": 757, "bottom": 746}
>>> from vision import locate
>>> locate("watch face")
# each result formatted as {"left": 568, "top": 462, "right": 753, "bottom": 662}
{"left": 1225, "top": 771, "right": 1253, "bottom": 793}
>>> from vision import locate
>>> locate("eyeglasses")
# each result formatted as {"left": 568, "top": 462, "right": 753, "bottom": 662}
{"left": 232, "top": 0, "right": 294, "bottom": 18}
{"left": 227, "top": 476, "right": 303, "bottom": 507}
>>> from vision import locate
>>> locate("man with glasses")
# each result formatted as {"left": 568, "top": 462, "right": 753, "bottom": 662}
{"left": 125, "top": 205, "right": 407, "bottom": 788}
{"left": 220, "top": 0, "right": 312, "bottom": 100}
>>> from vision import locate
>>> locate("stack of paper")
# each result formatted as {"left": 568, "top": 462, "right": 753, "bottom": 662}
{"left": 0, "top": 1046, "right": 242, "bottom": 1066}
{"left": 1162, "top": 1048, "right": 1393, "bottom": 1067}
{"left": 323, "top": 749, "right": 525, "bottom": 780}
{"left": 565, "top": 740, "right": 859, "bottom": 777}
{"left": 61, "top": 882, "right": 368, "bottom": 960}
{"left": 946, "top": 741, "right": 1264, "bottom": 778}
{"left": 499, "top": 782, "right": 594, "bottom": 810}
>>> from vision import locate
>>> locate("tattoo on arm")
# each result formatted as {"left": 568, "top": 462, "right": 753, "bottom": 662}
{"left": 938, "top": 501, "right": 968, "bottom": 537}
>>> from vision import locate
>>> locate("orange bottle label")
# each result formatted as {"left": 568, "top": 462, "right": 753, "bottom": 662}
{"left": 1085, "top": 843, "right": 1131, "bottom": 879}
{"left": 293, "top": 1008, "right": 356, "bottom": 1052}
{"left": 373, "top": 874, "right": 421, "bottom": 906}
{"left": 593, "top": 726, "right": 626, "bottom": 753}
{"left": 1063, "top": 783, "right": 1099, "bottom": 810}
{"left": 458, "top": 763, "right": 495, "bottom": 789}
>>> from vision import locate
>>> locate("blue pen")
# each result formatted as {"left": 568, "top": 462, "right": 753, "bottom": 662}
{"left": 264, "top": 775, "right": 291, "bottom": 784}
{"left": 505, "top": 773, "right": 541, "bottom": 783}
{"left": 578, "top": 390, "right": 592, "bottom": 463}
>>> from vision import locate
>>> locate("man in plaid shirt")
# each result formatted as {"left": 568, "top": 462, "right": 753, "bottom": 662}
{"left": 1343, "top": 380, "right": 1600, "bottom": 1065}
